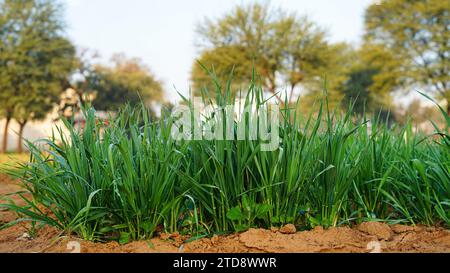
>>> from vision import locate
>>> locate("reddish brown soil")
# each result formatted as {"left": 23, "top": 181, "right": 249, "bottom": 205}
{"left": 0, "top": 174, "right": 24, "bottom": 224}
{"left": 1, "top": 174, "right": 449, "bottom": 253}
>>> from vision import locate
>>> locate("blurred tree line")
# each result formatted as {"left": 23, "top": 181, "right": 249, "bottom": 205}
{"left": 0, "top": 0, "right": 448, "bottom": 153}
{"left": 63, "top": 50, "right": 164, "bottom": 114}
{"left": 191, "top": 1, "right": 449, "bottom": 117}
{"left": 0, "top": 0, "right": 165, "bottom": 153}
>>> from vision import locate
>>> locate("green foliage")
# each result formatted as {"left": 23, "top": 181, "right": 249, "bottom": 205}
{"left": 300, "top": 43, "right": 355, "bottom": 111}
{"left": 341, "top": 68, "right": 377, "bottom": 114}
{"left": 57, "top": 50, "right": 165, "bottom": 118}
{"left": 192, "top": 3, "right": 346, "bottom": 104}
{"left": 191, "top": 45, "right": 263, "bottom": 97}
{"left": 365, "top": 0, "right": 450, "bottom": 112}
{"left": 226, "top": 195, "right": 272, "bottom": 232}
{"left": 340, "top": 43, "right": 402, "bottom": 115}
{"left": 0, "top": 0, "right": 76, "bottom": 151}
{"left": 0, "top": 0, "right": 76, "bottom": 118}
{"left": 84, "top": 54, "right": 165, "bottom": 111}
{"left": 1, "top": 105, "right": 185, "bottom": 241}
{"left": 1, "top": 71, "right": 449, "bottom": 242}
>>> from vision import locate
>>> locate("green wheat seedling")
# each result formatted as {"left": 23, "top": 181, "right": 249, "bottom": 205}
{"left": 1, "top": 72, "right": 448, "bottom": 242}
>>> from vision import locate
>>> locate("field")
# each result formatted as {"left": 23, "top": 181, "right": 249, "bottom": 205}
{"left": 0, "top": 85, "right": 449, "bottom": 253}
{"left": 1, "top": 156, "right": 449, "bottom": 253}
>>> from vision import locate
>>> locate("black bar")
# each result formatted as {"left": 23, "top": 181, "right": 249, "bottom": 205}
{"left": 0, "top": 253, "right": 446, "bottom": 272}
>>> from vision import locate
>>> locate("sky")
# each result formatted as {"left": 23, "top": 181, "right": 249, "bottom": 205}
{"left": 65, "top": 0, "right": 375, "bottom": 103}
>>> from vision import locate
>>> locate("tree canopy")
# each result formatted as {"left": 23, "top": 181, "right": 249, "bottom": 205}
{"left": 365, "top": 0, "right": 449, "bottom": 112}
{"left": 0, "top": 0, "right": 76, "bottom": 152}
{"left": 191, "top": 3, "right": 345, "bottom": 104}
{"left": 340, "top": 43, "right": 402, "bottom": 115}
{"left": 83, "top": 54, "right": 165, "bottom": 111}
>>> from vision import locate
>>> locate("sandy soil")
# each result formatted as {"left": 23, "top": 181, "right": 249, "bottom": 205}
{"left": 0, "top": 174, "right": 25, "bottom": 224}
{"left": 1, "top": 174, "right": 449, "bottom": 253}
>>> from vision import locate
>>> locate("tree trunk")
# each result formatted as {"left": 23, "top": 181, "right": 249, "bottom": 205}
{"left": 288, "top": 82, "right": 298, "bottom": 104}
{"left": 2, "top": 117, "right": 11, "bottom": 153}
{"left": 17, "top": 121, "right": 27, "bottom": 154}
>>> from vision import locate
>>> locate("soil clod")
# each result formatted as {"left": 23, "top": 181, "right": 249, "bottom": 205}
{"left": 357, "top": 222, "right": 393, "bottom": 241}
{"left": 279, "top": 224, "right": 296, "bottom": 234}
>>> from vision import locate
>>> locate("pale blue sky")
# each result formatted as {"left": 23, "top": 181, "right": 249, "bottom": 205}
{"left": 65, "top": 0, "right": 375, "bottom": 102}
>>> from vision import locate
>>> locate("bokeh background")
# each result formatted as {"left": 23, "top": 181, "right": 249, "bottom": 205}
{"left": 0, "top": 0, "right": 449, "bottom": 152}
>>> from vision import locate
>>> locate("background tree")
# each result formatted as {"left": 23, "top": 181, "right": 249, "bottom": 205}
{"left": 365, "top": 0, "right": 449, "bottom": 113}
{"left": 299, "top": 42, "right": 356, "bottom": 112}
{"left": 190, "top": 45, "right": 260, "bottom": 97}
{"left": 282, "top": 16, "right": 334, "bottom": 102}
{"left": 340, "top": 43, "right": 401, "bottom": 115}
{"left": 192, "top": 3, "right": 276, "bottom": 99}
{"left": 192, "top": 3, "right": 340, "bottom": 104}
{"left": 87, "top": 54, "right": 164, "bottom": 111}
{"left": 0, "top": 0, "right": 76, "bottom": 153}
{"left": 57, "top": 48, "right": 100, "bottom": 119}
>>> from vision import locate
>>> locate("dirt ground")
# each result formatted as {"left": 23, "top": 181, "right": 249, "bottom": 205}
{"left": 1, "top": 174, "right": 449, "bottom": 253}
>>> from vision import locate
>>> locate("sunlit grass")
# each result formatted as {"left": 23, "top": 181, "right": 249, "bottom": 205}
{"left": 0, "top": 74, "right": 448, "bottom": 242}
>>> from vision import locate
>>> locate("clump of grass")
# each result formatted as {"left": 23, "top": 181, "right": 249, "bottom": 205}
{"left": 1, "top": 106, "right": 186, "bottom": 241}
{"left": 0, "top": 73, "right": 448, "bottom": 242}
